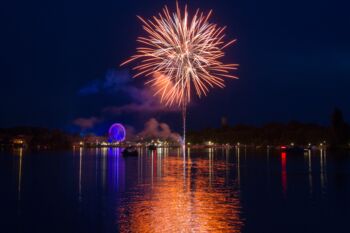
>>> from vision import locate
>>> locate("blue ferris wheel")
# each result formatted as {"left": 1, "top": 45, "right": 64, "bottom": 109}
{"left": 108, "top": 123, "right": 126, "bottom": 142}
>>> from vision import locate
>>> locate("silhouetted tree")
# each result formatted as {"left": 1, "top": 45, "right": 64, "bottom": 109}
{"left": 331, "top": 108, "right": 349, "bottom": 147}
{"left": 187, "top": 121, "right": 329, "bottom": 146}
{"left": 0, "top": 127, "right": 74, "bottom": 149}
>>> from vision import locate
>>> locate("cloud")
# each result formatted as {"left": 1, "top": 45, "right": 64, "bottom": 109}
{"left": 137, "top": 118, "right": 181, "bottom": 142}
{"left": 78, "top": 69, "right": 129, "bottom": 96}
{"left": 103, "top": 87, "right": 178, "bottom": 114}
{"left": 125, "top": 125, "right": 136, "bottom": 141}
{"left": 73, "top": 117, "right": 101, "bottom": 129}
{"left": 78, "top": 68, "right": 178, "bottom": 114}
{"left": 103, "top": 69, "right": 129, "bottom": 90}
{"left": 78, "top": 80, "right": 101, "bottom": 95}
{"left": 74, "top": 69, "right": 181, "bottom": 133}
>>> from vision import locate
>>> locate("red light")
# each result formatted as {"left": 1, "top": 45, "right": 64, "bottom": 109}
{"left": 281, "top": 152, "right": 287, "bottom": 195}
{"left": 281, "top": 146, "right": 287, "bottom": 149}
{"left": 281, "top": 152, "right": 287, "bottom": 159}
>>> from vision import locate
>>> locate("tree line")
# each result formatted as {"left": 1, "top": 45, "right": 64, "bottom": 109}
{"left": 188, "top": 108, "right": 350, "bottom": 149}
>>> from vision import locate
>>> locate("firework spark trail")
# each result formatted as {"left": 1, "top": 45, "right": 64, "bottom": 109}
{"left": 122, "top": 2, "right": 238, "bottom": 145}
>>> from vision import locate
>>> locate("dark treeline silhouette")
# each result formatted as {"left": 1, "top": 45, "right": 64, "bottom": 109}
{"left": 188, "top": 109, "right": 350, "bottom": 149}
{"left": 0, "top": 127, "right": 76, "bottom": 149}
{"left": 331, "top": 108, "right": 350, "bottom": 147}
{"left": 188, "top": 122, "right": 329, "bottom": 146}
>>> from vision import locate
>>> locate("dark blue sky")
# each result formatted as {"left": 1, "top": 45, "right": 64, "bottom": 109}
{"left": 1, "top": 0, "right": 349, "bottom": 133}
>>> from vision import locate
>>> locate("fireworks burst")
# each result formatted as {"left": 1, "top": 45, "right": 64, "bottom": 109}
{"left": 121, "top": 2, "right": 238, "bottom": 107}
{"left": 122, "top": 2, "right": 238, "bottom": 145}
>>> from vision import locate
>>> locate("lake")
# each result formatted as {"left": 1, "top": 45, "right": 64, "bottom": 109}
{"left": 0, "top": 147, "right": 349, "bottom": 233}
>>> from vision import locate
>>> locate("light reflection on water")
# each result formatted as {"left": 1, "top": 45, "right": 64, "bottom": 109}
{"left": 5, "top": 147, "right": 350, "bottom": 233}
{"left": 118, "top": 148, "right": 243, "bottom": 233}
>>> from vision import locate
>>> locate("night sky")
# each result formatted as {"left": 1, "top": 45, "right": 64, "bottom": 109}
{"left": 1, "top": 0, "right": 349, "bottom": 134}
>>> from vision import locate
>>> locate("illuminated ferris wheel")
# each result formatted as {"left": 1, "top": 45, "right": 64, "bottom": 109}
{"left": 108, "top": 123, "right": 126, "bottom": 143}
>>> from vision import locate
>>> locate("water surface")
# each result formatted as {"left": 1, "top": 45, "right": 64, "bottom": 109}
{"left": 0, "top": 148, "right": 349, "bottom": 232}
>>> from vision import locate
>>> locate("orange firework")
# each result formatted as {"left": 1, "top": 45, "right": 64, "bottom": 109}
{"left": 121, "top": 2, "right": 238, "bottom": 107}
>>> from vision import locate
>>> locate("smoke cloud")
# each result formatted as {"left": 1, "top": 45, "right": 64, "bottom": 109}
{"left": 73, "top": 117, "right": 101, "bottom": 129}
{"left": 103, "top": 87, "right": 178, "bottom": 114}
{"left": 137, "top": 118, "right": 181, "bottom": 142}
{"left": 74, "top": 69, "right": 181, "bottom": 133}
{"left": 78, "top": 70, "right": 129, "bottom": 96}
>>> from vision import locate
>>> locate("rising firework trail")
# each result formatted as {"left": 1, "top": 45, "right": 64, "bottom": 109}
{"left": 122, "top": 2, "right": 238, "bottom": 145}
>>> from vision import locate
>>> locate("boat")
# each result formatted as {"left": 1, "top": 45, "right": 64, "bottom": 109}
{"left": 148, "top": 144, "right": 157, "bottom": 151}
{"left": 122, "top": 147, "right": 138, "bottom": 156}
